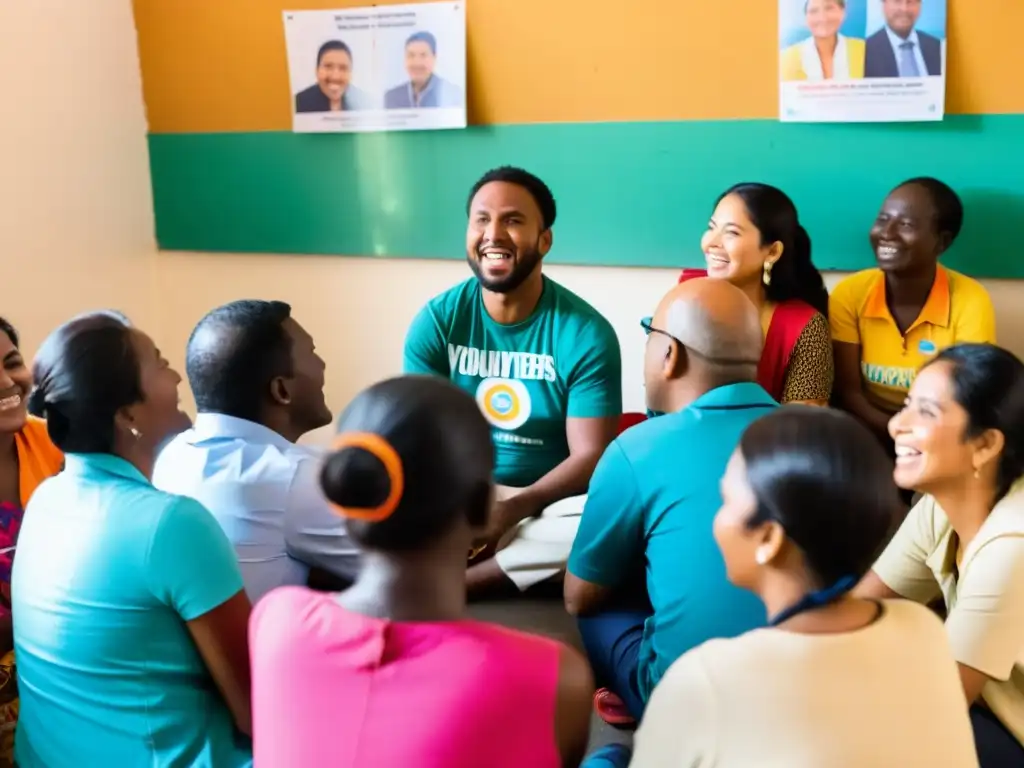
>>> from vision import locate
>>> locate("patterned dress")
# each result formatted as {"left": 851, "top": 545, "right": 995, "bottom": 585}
{"left": 0, "top": 501, "right": 23, "bottom": 768}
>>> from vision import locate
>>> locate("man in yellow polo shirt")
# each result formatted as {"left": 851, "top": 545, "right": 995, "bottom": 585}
{"left": 830, "top": 176, "right": 996, "bottom": 445}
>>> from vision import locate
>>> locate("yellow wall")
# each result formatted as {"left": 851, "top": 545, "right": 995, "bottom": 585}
{"left": 0, "top": 2, "right": 157, "bottom": 355}
{"left": 134, "top": 0, "right": 1024, "bottom": 131}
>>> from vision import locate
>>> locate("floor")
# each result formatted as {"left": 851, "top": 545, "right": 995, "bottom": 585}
{"left": 467, "top": 597, "right": 632, "bottom": 755}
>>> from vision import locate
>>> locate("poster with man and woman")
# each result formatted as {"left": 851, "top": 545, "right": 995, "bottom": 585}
{"left": 283, "top": 2, "right": 467, "bottom": 133}
{"left": 779, "top": 0, "right": 947, "bottom": 123}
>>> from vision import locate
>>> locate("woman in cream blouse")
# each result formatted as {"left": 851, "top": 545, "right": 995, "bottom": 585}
{"left": 781, "top": 0, "right": 865, "bottom": 81}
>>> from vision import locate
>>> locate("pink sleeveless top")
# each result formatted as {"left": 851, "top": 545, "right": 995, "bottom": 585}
{"left": 250, "top": 587, "right": 564, "bottom": 768}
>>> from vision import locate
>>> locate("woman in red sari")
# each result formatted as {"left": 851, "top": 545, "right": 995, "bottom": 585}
{"left": 680, "top": 183, "right": 833, "bottom": 405}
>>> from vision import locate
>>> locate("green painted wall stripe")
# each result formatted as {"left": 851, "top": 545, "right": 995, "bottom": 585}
{"left": 149, "top": 115, "right": 1024, "bottom": 276}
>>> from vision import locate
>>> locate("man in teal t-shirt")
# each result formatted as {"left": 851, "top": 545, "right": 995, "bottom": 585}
{"left": 404, "top": 166, "right": 622, "bottom": 596}
{"left": 565, "top": 277, "right": 774, "bottom": 723}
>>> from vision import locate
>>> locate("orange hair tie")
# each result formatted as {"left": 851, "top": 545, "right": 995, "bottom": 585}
{"left": 327, "top": 432, "right": 405, "bottom": 523}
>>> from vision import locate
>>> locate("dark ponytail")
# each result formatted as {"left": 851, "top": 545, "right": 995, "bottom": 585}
{"left": 30, "top": 311, "right": 142, "bottom": 454}
{"left": 717, "top": 183, "right": 829, "bottom": 318}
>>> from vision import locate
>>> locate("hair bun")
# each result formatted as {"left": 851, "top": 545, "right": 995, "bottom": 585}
{"left": 320, "top": 433, "right": 405, "bottom": 523}
{"left": 26, "top": 387, "right": 48, "bottom": 418}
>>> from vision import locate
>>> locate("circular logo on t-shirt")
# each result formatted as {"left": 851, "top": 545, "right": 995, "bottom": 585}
{"left": 918, "top": 339, "right": 938, "bottom": 356}
{"left": 476, "top": 378, "right": 531, "bottom": 431}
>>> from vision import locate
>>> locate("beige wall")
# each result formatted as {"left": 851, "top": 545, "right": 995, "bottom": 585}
{"left": 154, "top": 254, "right": 1024, "bottom": 447}
{"left": 5, "top": 2, "right": 1023, "bottom": 449}
{"left": 0, "top": 2, "right": 157, "bottom": 354}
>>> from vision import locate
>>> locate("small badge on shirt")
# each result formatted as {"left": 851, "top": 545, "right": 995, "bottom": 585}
{"left": 918, "top": 339, "right": 938, "bottom": 356}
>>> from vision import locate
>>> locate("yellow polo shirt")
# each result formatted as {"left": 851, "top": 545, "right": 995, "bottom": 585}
{"left": 873, "top": 486, "right": 1024, "bottom": 747}
{"left": 830, "top": 266, "right": 996, "bottom": 411}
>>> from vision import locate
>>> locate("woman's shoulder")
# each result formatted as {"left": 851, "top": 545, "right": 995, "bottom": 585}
{"left": 18, "top": 416, "right": 61, "bottom": 458}
{"left": 780, "top": 42, "right": 805, "bottom": 80}
{"left": 833, "top": 268, "right": 883, "bottom": 293}
{"left": 943, "top": 266, "right": 994, "bottom": 303}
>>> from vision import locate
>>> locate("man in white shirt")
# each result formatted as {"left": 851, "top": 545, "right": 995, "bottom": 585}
{"left": 154, "top": 299, "right": 358, "bottom": 601}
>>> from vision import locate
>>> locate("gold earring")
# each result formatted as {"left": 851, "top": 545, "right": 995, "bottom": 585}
{"left": 762, "top": 262, "right": 773, "bottom": 286}
{"left": 130, "top": 427, "right": 142, "bottom": 439}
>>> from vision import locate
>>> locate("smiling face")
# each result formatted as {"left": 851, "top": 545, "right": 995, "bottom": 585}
{"left": 883, "top": 0, "right": 922, "bottom": 38}
{"left": 701, "top": 193, "right": 782, "bottom": 289}
{"left": 316, "top": 48, "right": 352, "bottom": 104}
{"left": 0, "top": 331, "right": 31, "bottom": 435}
{"left": 870, "top": 183, "right": 946, "bottom": 275}
{"left": 466, "top": 181, "right": 551, "bottom": 294}
{"left": 888, "top": 361, "right": 993, "bottom": 492}
{"left": 278, "top": 317, "right": 332, "bottom": 435}
{"left": 121, "top": 329, "right": 191, "bottom": 455}
{"left": 806, "top": 0, "right": 846, "bottom": 39}
{"left": 405, "top": 40, "right": 436, "bottom": 87}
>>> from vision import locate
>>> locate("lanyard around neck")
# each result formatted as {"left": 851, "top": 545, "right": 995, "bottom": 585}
{"left": 768, "top": 575, "right": 858, "bottom": 627}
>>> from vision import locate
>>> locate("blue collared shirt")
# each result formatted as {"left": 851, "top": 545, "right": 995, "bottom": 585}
{"left": 384, "top": 74, "right": 463, "bottom": 109}
{"left": 12, "top": 453, "right": 250, "bottom": 767}
{"left": 153, "top": 414, "right": 359, "bottom": 601}
{"left": 569, "top": 382, "right": 777, "bottom": 702}
{"left": 884, "top": 24, "right": 928, "bottom": 77}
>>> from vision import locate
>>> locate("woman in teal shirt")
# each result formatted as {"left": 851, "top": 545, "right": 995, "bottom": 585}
{"left": 11, "top": 311, "right": 253, "bottom": 767}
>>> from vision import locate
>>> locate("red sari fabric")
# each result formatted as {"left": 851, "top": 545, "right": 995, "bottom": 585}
{"left": 677, "top": 269, "right": 816, "bottom": 402}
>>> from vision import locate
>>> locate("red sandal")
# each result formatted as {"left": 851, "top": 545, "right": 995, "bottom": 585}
{"left": 593, "top": 688, "right": 637, "bottom": 728}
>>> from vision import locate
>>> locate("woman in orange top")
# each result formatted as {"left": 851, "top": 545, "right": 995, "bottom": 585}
{"left": 0, "top": 318, "right": 63, "bottom": 767}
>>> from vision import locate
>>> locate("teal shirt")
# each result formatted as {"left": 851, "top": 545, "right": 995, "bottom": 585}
{"left": 568, "top": 383, "right": 776, "bottom": 700}
{"left": 12, "top": 454, "right": 251, "bottom": 768}
{"left": 403, "top": 276, "right": 622, "bottom": 487}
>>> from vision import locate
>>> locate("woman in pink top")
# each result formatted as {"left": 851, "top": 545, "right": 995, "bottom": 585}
{"left": 250, "top": 375, "right": 594, "bottom": 768}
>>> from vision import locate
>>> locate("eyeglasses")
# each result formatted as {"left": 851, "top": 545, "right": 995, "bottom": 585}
{"left": 640, "top": 316, "right": 761, "bottom": 367}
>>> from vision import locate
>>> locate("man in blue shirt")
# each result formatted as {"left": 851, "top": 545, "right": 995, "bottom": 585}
{"left": 565, "top": 277, "right": 775, "bottom": 722}
{"left": 864, "top": 0, "right": 943, "bottom": 78}
{"left": 154, "top": 300, "right": 358, "bottom": 601}
{"left": 384, "top": 31, "right": 463, "bottom": 109}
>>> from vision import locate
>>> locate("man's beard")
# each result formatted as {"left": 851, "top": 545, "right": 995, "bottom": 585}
{"left": 467, "top": 242, "right": 543, "bottom": 294}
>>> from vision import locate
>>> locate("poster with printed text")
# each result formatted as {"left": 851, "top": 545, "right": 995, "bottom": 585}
{"left": 778, "top": 0, "right": 947, "bottom": 123}
{"left": 284, "top": 2, "right": 467, "bottom": 133}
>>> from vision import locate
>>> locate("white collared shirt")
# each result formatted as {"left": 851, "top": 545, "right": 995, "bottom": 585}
{"left": 153, "top": 413, "right": 359, "bottom": 602}
{"left": 799, "top": 33, "right": 852, "bottom": 79}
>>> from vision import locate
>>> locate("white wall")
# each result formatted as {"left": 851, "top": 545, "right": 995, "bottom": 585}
{"left": 154, "top": 253, "right": 1024, "bottom": 447}
{"left": 0, "top": 1, "right": 157, "bottom": 353}
{"left": 4, "top": 1, "right": 1023, "bottom": 450}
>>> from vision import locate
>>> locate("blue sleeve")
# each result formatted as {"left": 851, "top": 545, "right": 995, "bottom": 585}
{"left": 403, "top": 304, "right": 450, "bottom": 376}
{"left": 568, "top": 441, "right": 643, "bottom": 587}
{"left": 146, "top": 497, "right": 245, "bottom": 621}
{"left": 566, "top": 319, "right": 622, "bottom": 419}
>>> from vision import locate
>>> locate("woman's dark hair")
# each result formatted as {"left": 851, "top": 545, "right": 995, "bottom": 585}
{"left": 923, "top": 344, "right": 1024, "bottom": 501}
{"left": 739, "top": 406, "right": 903, "bottom": 586}
{"left": 718, "top": 183, "right": 829, "bottom": 317}
{"left": 317, "top": 40, "right": 352, "bottom": 66}
{"left": 27, "top": 311, "right": 142, "bottom": 454}
{"left": 320, "top": 376, "right": 494, "bottom": 552}
{"left": 0, "top": 318, "right": 18, "bottom": 348}
{"left": 894, "top": 176, "right": 964, "bottom": 246}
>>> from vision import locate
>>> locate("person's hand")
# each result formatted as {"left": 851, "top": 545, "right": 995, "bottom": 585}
{"left": 471, "top": 486, "right": 540, "bottom": 552}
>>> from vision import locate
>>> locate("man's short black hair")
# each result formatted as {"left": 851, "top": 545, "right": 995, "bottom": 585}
{"left": 186, "top": 300, "right": 294, "bottom": 423}
{"left": 466, "top": 166, "right": 557, "bottom": 230}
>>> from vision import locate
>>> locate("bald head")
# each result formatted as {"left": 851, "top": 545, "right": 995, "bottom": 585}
{"left": 653, "top": 278, "right": 763, "bottom": 372}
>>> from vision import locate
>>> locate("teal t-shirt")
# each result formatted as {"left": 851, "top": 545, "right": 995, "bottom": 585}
{"left": 12, "top": 454, "right": 251, "bottom": 768}
{"left": 568, "top": 383, "right": 776, "bottom": 701}
{"left": 403, "top": 276, "right": 623, "bottom": 487}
